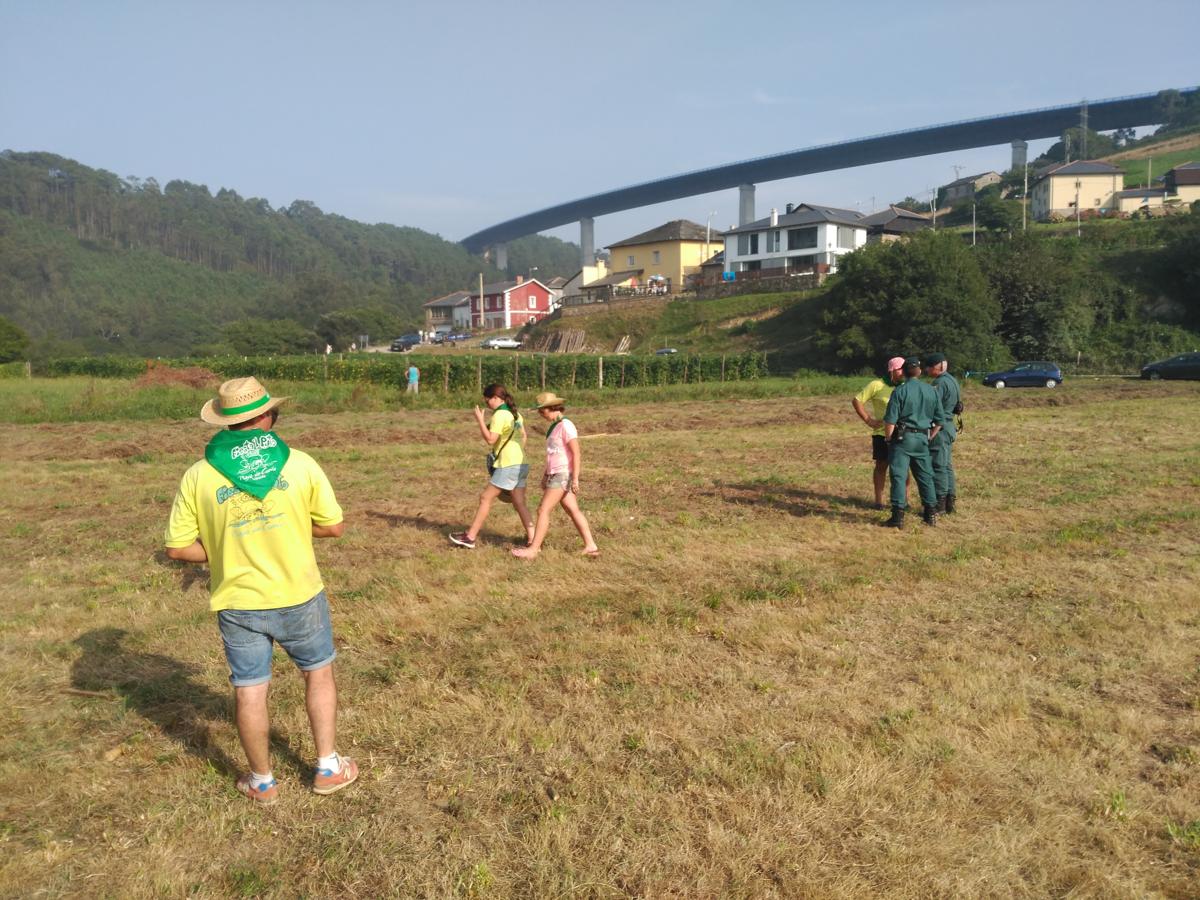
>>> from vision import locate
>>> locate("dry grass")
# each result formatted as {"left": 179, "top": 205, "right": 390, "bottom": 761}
{"left": 1, "top": 380, "right": 1199, "bottom": 898}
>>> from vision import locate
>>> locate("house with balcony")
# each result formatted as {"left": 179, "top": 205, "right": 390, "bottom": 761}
{"left": 722, "top": 203, "right": 867, "bottom": 276}
{"left": 605, "top": 219, "right": 721, "bottom": 293}
{"left": 422, "top": 290, "right": 473, "bottom": 335}
{"left": 1029, "top": 160, "right": 1125, "bottom": 220}
{"left": 471, "top": 275, "right": 553, "bottom": 330}
{"left": 1164, "top": 161, "right": 1200, "bottom": 204}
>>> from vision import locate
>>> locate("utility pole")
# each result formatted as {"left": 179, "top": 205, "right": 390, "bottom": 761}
{"left": 1022, "top": 161, "right": 1029, "bottom": 232}
{"left": 1080, "top": 99, "right": 1089, "bottom": 158}
{"left": 1080, "top": 181, "right": 1089, "bottom": 240}
{"left": 972, "top": 200, "right": 977, "bottom": 246}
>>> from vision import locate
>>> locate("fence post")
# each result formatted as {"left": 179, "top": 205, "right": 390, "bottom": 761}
{"left": 514, "top": 354, "right": 519, "bottom": 389}
{"left": 721, "top": 355, "right": 726, "bottom": 382}
{"left": 25, "top": 361, "right": 32, "bottom": 379}
{"left": 620, "top": 361, "right": 626, "bottom": 387}
{"left": 541, "top": 355, "right": 546, "bottom": 389}
{"left": 443, "top": 361, "right": 449, "bottom": 394}
{"left": 477, "top": 357, "right": 482, "bottom": 393}
{"left": 571, "top": 361, "right": 577, "bottom": 387}
{"left": 598, "top": 356, "right": 604, "bottom": 390}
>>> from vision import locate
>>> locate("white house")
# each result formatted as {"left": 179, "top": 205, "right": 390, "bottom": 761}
{"left": 722, "top": 203, "right": 867, "bottom": 276}
{"left": 422, "top": 290, "right": 473, "bottom": 335}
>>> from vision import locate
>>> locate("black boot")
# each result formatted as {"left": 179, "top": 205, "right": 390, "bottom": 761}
{"left": 922, "top": 504, "right": 939, "bottom": 527}
{"left": 935, "top": 495, "right": 947, "bottom": 514}
{"left": 883, "top": 506, "right": 905, "bottom": 528}
{"left": 944, "top": 494, "right": 956, "bottom": 514}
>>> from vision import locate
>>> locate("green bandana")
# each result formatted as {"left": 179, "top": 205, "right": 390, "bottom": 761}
{"left": 204, "top": 429, "right": 291, "bottom": 500}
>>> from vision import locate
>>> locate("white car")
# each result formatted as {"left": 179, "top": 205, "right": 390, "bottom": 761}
{"left": 480, "top": 337, "right": 522, "bottom": 350}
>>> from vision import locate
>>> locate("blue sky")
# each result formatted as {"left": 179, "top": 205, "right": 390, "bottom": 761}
{"left": 2, "top": 0, "right": 1197, "bottom": 254}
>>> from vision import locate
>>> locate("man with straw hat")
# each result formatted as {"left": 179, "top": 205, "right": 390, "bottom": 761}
{"left": 164, "top": 377, "right": 358, "bottom": 805}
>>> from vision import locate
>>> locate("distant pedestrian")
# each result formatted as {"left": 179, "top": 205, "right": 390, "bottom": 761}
{"left": 512, "top": 392, "right": 599, "bottom": 560}
{"left": 164, "top": 377, "right": 358, "bottom": 805}
{"left": 852, "top": 356, "right": 906, "bottom": 508}
{"left": 924, "top": 352, "right": 960, "bottom": 514}
{"left": 881, "top": 357, "right": 945, "bottom": 528}
{"left": 449, "top": 383, "right": 534, "bottom": 549}
{"left": 406, "top": 362, "right": 420, "bottom": 395}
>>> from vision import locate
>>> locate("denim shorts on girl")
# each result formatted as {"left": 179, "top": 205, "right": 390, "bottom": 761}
{"left": 545, "top": 471, "right": 571, "bottom": 490}
{"left": 217, "top": 590, "right": 336, "bottom": 687}
{"left": 490, "top": 463, "right": 530, "bottom": 491}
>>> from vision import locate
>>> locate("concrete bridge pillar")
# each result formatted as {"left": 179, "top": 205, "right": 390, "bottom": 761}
{"left": 1011, "top": 139, "right": 1028, "bottom": 172}
{"left": 738, "top": 184, "right": 756, "bottom": 225}
{"left": 494, "top": 242, "right": 507, "bottom": 271}
{"left": 580, "top": 217, "right": 595, "bottom": 267}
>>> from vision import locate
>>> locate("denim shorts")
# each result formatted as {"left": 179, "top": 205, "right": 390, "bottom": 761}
{"left": 490, "top": 463, "right": 529, "bottom": 491}
{"left": 217, "top": 590, "right": 336, "bottom": 687}
{"left": 545, "top": 471, "right": 571, "bottom": 490}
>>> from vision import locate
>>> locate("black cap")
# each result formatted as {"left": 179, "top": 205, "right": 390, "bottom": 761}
{"left": 925, "top": 352, "right": 946, "bottom": 366}
{"left": 903, "top": 356, "right": 922, "bottom": 368}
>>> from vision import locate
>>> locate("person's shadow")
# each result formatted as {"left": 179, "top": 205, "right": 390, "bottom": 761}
{"left": 71, "top": 628, "right": 307, "bottom": 780}
{"left": 708, "top": 481, "right": 879, "bottom": 524}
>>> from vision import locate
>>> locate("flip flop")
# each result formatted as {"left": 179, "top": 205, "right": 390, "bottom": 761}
{"left": 581, "top": 549, "right": 601, "bottom": 558}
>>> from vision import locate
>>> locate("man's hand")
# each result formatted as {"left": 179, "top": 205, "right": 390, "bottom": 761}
{"left": 312, "top": 522, "right": 345, "bottom": 539}
{"left": 165, "top": 541, "right": 208, "bottom": 563}
{"left": 866, "top": 417, "right": 883, "bottom": 430}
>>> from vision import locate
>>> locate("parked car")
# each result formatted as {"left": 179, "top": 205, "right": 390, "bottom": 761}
{"left": 480, "top": 337, "right": 522, "bottom": 350}
{"left": 1141, "top": 351, "right": 1200, "bottom": 380}
{"left": 389, "top": 338, "right": 416, "bottom": 352}
{"left": 435, "top": 331, "right": 472, "bottom": 344}
{"left": 654, "top": 347, "right": 679, "bottom": 356}
{"left": 397, "top": 332, "right": 422, "bottom": 345}
{"left": 981, "top": 361, "right": 1063, "bottom": 389}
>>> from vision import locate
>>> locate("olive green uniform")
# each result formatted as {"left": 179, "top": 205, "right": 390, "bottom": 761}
{"left": 882, "top": 377, "right": 944, "bottom": 509}
{"left": 929, "top": 372, "right": 960, "bottom": 501}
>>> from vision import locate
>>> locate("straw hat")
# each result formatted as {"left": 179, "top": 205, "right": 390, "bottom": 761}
{"left": 200, "top": 377, "right": 288, "bottom": 426}
{"left": 533, "top": 391, "right": 567, "bottom": 409}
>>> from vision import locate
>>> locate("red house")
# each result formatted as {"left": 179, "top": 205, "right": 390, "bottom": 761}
{"left": 472, "top": 275, "right": 554, "bottom": 330}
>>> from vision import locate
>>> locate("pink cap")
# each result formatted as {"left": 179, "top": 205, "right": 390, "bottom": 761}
{"left": 886, "top": 356, "right": 906, "bottom": 372}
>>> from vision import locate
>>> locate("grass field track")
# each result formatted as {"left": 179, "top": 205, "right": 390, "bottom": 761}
{"left": 2, "top": 379, "right": 1198, "bottom": 896}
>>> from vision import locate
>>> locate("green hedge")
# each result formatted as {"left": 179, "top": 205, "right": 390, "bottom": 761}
{"left": 36, "top": 352, "right": 768, "bottom": 391}
{"left": 0, "top": 361, "right": 29, "bottom": 379}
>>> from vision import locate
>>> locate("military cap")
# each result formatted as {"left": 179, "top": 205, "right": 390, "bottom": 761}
{"left": 903, "top": 356, "right": 922, "bottom": 368}
{"left": 924, "top": 352, "right": 946, "bottom": 366}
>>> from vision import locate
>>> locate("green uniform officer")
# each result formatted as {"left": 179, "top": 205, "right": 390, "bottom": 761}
{"left": 925, "top": 352, "right": 960, "bottom": 514}
{"left": 881, "top": 357, "right": 945, "bottom": 527}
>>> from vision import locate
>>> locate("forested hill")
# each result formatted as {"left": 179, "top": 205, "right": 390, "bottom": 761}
{"left": 0, "top": 150, "right": 579, "bottom": 356}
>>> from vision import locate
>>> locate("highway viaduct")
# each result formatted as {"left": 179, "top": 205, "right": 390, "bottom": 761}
{"left": 460, "top": 87, "right": 1196, "bottom": 269}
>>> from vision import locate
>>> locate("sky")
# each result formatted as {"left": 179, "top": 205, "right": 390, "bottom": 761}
{"left": 2, "top": 0, "right": 1197, "bottom": 256}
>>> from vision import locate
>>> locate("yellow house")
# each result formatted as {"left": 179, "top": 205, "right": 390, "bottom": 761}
{"left": 604, "top": 220, "right": 720, "bottom": 293}
{"left": 1030, "top": 160, "right": 1125, "bottom": 220}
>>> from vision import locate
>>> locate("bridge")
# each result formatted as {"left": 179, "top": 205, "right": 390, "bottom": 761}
{"left": 461, "top": 87, "right": 1197, "bottom": 268}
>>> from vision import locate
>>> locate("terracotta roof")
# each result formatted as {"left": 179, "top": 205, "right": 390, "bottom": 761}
{"left": 608, "top": 219, "right": 714, "bottom": 248}
{"left": 582, "top": 269, "right": 642, "bottom": 288}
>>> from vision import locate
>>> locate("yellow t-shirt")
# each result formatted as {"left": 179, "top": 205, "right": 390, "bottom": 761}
{"left": 164, "top": 449, "right": 343, "bottom": 612}
{"left": 489, "top": 407, "right": 525, "bottom": 468}
{"left": 855, "top": 379, "right": 894, "bottom": 437}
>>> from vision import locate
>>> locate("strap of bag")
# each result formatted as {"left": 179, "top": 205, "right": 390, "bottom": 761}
{"left": 490, "top": 407, "right": 520, "bottom": 460}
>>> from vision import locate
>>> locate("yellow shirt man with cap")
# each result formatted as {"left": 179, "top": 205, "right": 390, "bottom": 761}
{"left": 163, "top": 376, "right": 359, "bottom": 805}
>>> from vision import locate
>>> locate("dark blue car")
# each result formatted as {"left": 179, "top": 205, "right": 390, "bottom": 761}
{"left": 981, "top": 361, "right": 1063, "bottom": 389}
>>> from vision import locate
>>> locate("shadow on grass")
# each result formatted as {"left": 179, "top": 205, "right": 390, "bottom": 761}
{"left": 709, "top": 480, "right": 889, "bottom": 524}
{"left": 71, "top": 627, "right": 307, "bottom": 780}
{"left": 366, "top": 509, "right": 528, "bottom": 544}
{"left": 153, "top": 550, "right": 210, "bottom": 593}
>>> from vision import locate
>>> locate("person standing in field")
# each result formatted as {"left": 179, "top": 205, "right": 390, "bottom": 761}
{"left": 881, "top": 357, "right": 945, "bottom": 528}
{"left": 406, "top": 362, "right": 420, "bottom": 395}
{"left": 852, "top": 356, "right": 906, "bottom": 508}
{"left": 512, "top": 392, "right": 600, "bottom": 560}
{"left": 163, "top": 377, "right": 358, "bottom": 805}
{"left": 923, "top": 352, "right": 960, "bottom": 514}
{"left": 449, "top": 383, "right": 534, "bottom": 549}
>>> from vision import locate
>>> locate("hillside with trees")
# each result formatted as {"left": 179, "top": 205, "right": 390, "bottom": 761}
{"left": 0, "top": 151, "right": 579, "bottom": 356}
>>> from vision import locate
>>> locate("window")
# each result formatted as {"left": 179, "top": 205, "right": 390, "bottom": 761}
{"left": 652, "top": 250, "right": 661, "bottom": 264}
{"left": 766, "top": 230, "right": 780, "bottom": 253}
{"left": 837, "top": 226, "right": 857, "bottom": 249}
{"left": 528, "top": 296, "right": 536, "bottom": 309}
{"left": 627, "top": 255, "right": 635, "bottom": 267}
{"left": 787, "top": 227, "right": 817, "bottom": 250}
{"left": 749, "top": 233, "right": 759, "bottom": 255}
{"left": 737, "top": 234, "right": 749, "bottom": 255}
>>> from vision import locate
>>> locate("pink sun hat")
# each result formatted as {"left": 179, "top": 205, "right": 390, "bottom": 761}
{"left": 886, "top": 356, "right": 906, "bottom": 373}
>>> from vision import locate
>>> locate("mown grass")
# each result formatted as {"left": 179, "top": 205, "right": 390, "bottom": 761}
{"left": 2, "top": 379, "right": 1198, "bottom": 897}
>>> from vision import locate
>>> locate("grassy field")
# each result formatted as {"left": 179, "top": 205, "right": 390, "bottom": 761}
{"left": 2, "top": 379, "right": 1199, "bottom": 897}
